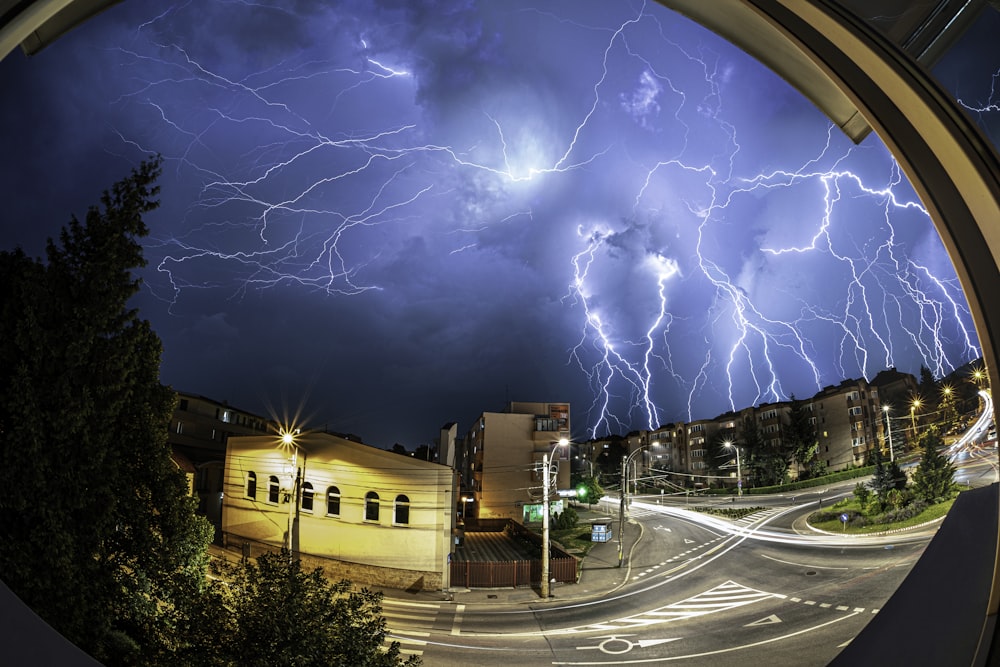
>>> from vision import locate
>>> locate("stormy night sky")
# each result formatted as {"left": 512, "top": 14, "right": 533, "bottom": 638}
{"left": 2, "top": 1, "right": 997, "bottom": 448}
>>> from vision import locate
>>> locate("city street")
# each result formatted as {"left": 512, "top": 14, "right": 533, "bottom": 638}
{"left": 381, "top": 495, "right": 934, "bottom": 665}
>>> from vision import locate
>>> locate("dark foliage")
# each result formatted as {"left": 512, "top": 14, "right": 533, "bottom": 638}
{"left": 0, "top": 158, "right": 215, "bottom": 664}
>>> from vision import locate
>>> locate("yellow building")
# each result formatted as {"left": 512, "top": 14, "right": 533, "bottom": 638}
{"left": 222, "top": 432, "right": 456, "bottom": 591}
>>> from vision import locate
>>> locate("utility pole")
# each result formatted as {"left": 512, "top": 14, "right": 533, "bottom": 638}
{"left": 541, "top": 439, "right": 568, "bottom": 598}
{"left": 618, "top": 457, "right": 627, "bottom": 567}
{"left": 541, "top": 451, "right": 552, "bottom": 598}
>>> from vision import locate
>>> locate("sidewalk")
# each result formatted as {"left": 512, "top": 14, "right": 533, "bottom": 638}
{"left": 377, "top": 504, "right": 641, "bottom": 606}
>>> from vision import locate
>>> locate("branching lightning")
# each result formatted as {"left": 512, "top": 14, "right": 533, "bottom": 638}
{"left": 111, "top": 0, "right": 982, "bottom": 439}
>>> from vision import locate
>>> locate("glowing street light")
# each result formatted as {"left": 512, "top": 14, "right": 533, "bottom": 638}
{"left": 278, "top": 427, "right": 301, "bottom": 562}
{"left": 724, "top": 441, "right": 742, "bottom": 496}
{"left": 882, "top": 405, "right": 895, "bottom": 462}
{"left": 541, "top": 437, "right": 569, "bottom": 599}
{"left": 911, "top": 398, "right": 922, "bottom": 439}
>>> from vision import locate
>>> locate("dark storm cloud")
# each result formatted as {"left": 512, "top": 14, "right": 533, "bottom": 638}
{"left": 1, "top": 0, "right": 992, "bottom": 447}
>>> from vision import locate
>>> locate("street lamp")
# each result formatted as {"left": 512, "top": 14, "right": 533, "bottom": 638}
{"left": 278, "top": 428, "right": 301, "bottom": 562}
{"left": 541, "top": 437, "right": 568, "bottom": 599}
{"left": 724, "top": 441, "right": 742, "bottom": 496}
{"left": 882, "top": 405, "right": 895, "bottom": 462}
{"left": 911, "top": 398, "right": 922, "bottom": 441}
{"left": 618, "top": 444, "right": 650, "bottom": 567}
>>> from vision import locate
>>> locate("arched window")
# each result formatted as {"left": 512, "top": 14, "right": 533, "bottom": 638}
{"left": 364, "top": 491, "right": 380, "bottom": 522}
{"left": 268, "top": 475, "right": 280, "bottom": 504}
{"left": 301, "top": 482, "right": 314, "bottom": 512}
{"left": 394, "top": 494, "right": 410, "bottom": 525}
{"left": 326, "top": 486, "right": 340, "bottom": 516}
{"left": 246, "top": 471, "right": 257, "bottom": 500}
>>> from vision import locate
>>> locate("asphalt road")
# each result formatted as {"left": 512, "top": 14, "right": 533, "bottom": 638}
{"left": 385, "top": 446, "right": 995, "bottom": 666}
{"left": 385, "top": 500, "right": 929, "bottom": 666}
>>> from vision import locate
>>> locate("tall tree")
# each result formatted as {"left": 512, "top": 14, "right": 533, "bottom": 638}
{"left": 937, "top": 386, "right": 960, "bottom": 433}
{"left": 0, "top": 158, "right": 214, "bottom": 664}
{"left": 912, "top": 426, "right": 957, "bottom": 503}
{"left": 705, "top": 432, "right": 732, "bottom": 478}
{"left": 786, "top": 396, "right": 820, "bottom": 478}
{"left": 570, "top": 471, "right": 604, "bottom": 507}
{"left": 868, "top": 445, "right": 895, "bottom": 508}
{"left": 741, "top": 415, "right": 775, "bottom": 487}
{"left": 918, "top": 365, "right": 937, "bottom": 401}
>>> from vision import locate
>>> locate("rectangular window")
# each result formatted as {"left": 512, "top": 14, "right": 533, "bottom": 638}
{"left": 175, "top": 421, "right": 183, "bottom": 434}
{"left": 222, "top": 410, "right": 232, "bottom": 423}
{"left": 849, "top": 406, "right": 863, "bottom": 416}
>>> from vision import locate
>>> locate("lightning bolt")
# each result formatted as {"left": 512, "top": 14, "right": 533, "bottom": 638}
{"left": 957, "top": 64, "right": 1000, "bottom": 145}
{"left": 108, "top": 1, "right": 981, "bottom": 439}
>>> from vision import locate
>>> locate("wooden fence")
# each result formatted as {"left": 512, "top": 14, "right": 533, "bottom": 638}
{"left": 450, "top": 519, "right": 579, "bottom": 589}
{"left": 450, "top": 555, "right": 577, "bottom": 589}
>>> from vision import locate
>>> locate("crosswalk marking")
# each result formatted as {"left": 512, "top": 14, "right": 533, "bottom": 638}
{"left": 579, "top": 580, "right": 776, "bottom": 632}
{"left": 382, "top": 599, "right": 442, "bottom": 658}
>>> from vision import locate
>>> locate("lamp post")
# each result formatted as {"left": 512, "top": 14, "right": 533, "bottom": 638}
{"left": 724, "top": 441, "right": 742, "bottom": 496}
{"left": 280, "top": 429, "right": 301, "bottom": 562}
{"left": 541, "top": 438, "right": 568, "bottom": 599}
{"left": 618, "top": 444, "right": 649, "bottom": 567}
{"left": 882, "top": 405, "right": 895, "bottom": 462}
{"left": 910, "top": 398, "right": 922, "bottom": 443}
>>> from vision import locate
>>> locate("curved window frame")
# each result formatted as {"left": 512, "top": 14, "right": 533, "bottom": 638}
{"left": 326, "top": 486, "right": 341, "bottom": 517}
{"left": 364, "top": 491, "right": 380, "bottom": 522}
{"left": 267, "top": 475, "right": 280, "bottom": 505}
{"left": 393, "top": 494, "right": 410, "bottom": 526}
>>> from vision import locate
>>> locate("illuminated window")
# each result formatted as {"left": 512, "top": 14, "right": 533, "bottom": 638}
{"left": 394, "top": 495, "right": 410, "bottom": 525}
{"left": 222, "top": 410, "right": 232, "bottom": 423}
{"left": 268, "top": 475, "right": 280, "bottom": 504}
{"left": 246, "top": 472, "right": 257, "bottom": 500}
{"left": 365, "top": 491, "right": 380, "bottom": 521}
{"left": 301, "top": 482, "right": 314, "bottom": 512}
{"left": 326, "top": 486, "right": 340, "bottom": 516}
